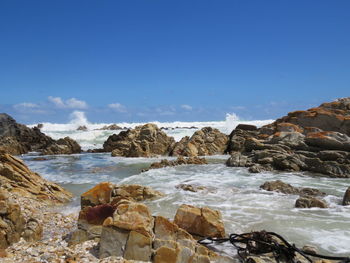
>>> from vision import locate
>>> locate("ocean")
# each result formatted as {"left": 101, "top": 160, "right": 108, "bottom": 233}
{"left": 22, "top": 113, "right": 350, "bottom": 257}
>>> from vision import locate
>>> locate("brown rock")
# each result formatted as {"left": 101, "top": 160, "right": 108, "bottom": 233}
{"left": 42, "top": 137, "right": 82, "bottom": 155}
{"left": 171, "top": 127, "right": 228, "bottom": 157}
{"left": 342, "top": 187, "right": 350, "bottom": 206}
{"left": 108, "top": 202, "right": 154, "bottom": 237}
{"left": 103, "top": 123, "right": 175, "bottom": 157}
{"left": 124, "top": 230, "right": 152, "bottom": 261}
{"left": 0, "top": 154, "right": 72, "bottom": 203}
{"left": 260, "top": 180, "right": 325, "bottom": 197}
{"left": 143, "top": 156, "right": 207, "bottom": 172}
{"left": 174, "top": 204, "right": 225, "bottom": 238}
{"left": 295, "top": 196, "right": 328, "bottom": 208}
{"left": 81, "top": 182, "right": 113, "bottom": 209}
{"left": 22, "top": 218, "right": 43, "bottom": 242}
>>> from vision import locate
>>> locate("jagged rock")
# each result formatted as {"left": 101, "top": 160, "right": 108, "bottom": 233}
{"left": 96, "top": 124, "right": 122, "bottom": 130}
{"left": 41, "top": 137, "right": 82, "bottom": 155}
{"left": 0, "top": 137, "right": 27, "bottom": 155}
{"left": 226, "top": 152, "right": 248, "bottom": 167}
{"left": 103, "top": 124, "right": 175, "bottom": 157}
{"left": 0, "top": 113, "right": 54, "bottom": 153}
{"left": 0, "top": 113, "right": 82, "bottom": 155}
{"left": 260, "top": 180, "right": 325, "bottom": 197}
{"left": 142, "top": 156, "right": 207, "bottom": 172}
{"left": 171, "top": 127, "right": 228, "bottom": 157}
{"left": 174, "top": 204, "right": 225, "bottom": 238}
{"left": 77, "top": 125, "right": 88, "bottom": 131}
{"left": 295, "top": 196, "right": 328, "bottom": 208}
{"left": 0, "top": 154, "right": 72, "bottom": 203}
{"left": 342, "top": 187, "right": 350, "bottom": 206}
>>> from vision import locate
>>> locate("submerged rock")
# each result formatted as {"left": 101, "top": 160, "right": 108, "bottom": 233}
{"left": 142, "top": 156, "right": 207, "bottom": 172}
{"left": 260, "top": 180, "right": 325, "bottom": 197}
{"left": 342, "top": 187, "right": 350, "bottom": 206}
{"left": 295, "top": 196, "right": 328, "bottom": 208}
{"left": 103, "top": 124, "right": 175, "bottom": 157}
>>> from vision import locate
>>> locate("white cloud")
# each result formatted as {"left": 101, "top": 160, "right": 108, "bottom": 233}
{"left": 48, "top": 96, "right": 88, "bottom": 109}
{"left": 181, "top": 104, "right": 193, "bottom": 111}
{"left": 108, "top": 103, "right": 127, "bottom": 113}
{"left": 13, "top": 102, "right": 46, "bottom": 114}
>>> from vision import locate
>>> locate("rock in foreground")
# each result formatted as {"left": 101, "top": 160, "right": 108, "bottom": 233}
{"left": 0, "top": 153, "right": 72, "bottom": 202}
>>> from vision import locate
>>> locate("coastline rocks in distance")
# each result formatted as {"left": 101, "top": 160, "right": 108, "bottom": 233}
{"left": 0, "top": 113, "right": 54, "bottom": 153}
{"left": 0, "top": 113, "right": 82, "bottom": 155}
{"left": 0, "top": 153, "right": 72, "bottom": 203}
{"left": 171, "top": 127, "right": 228, "bottom": 157}
{"left": 41, "top": 137, "right": 81, "bottom": 155}
{"left": 103, "top": 124, "right": 175, "bottom": 157}
{"left": 142, "top": 156, "right": 207, "bottom": 172}
{"left": 77, "top": 125, "right": 88, "bottom": 131}
{"left": 95, "top": 124, "right": 122, "bottom": 130}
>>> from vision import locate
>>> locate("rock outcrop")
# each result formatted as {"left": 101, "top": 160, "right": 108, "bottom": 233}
{"left": 0, "top": 189, "right": 42, "bottom": 249}
{"left": 72, "top": 183, "right": 234, "bottom": 262}
{"left": 171, "top": 127, "right": 228, "bottom": 157}
{"left": 142, "top": 156, "right": 207, "bottom": 172}
{"left": 295, "top": 196, "right": 328, "bottom": 208}
{"left": 103, "top": 124, "right": 175, "bottom": 157}
{"left": 225, "top": 98, "right": 350, "bottom": 178}
{"left": 41, "top": 137, "right": 81, "bottom": 155}
{"left": 96, "top": 124, "right": 122, "bottom": 131}
{"left": 0, "top": 153, "right": 72, "bottom": 203}
{"left": 0, "top": 113, "right": 82, "bottom": 155}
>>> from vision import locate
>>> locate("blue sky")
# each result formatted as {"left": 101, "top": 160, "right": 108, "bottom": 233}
{"left": 0, "top": 1, "right": 349, "bottom": 124}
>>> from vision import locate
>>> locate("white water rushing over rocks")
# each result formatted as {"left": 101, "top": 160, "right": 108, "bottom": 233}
{"left": 29, "top": 111, "right": 273, "bottom": 150}
{"left": 23, "top": 113, "right": 350, "bottom": 258}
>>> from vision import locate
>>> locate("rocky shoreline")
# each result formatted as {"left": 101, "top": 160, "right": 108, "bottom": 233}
{"left": 1, "top": 97, "right": 350, "bottom": 262}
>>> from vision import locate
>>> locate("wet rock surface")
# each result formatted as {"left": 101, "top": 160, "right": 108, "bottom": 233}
{"left": 260, "top": 180, "right": 326, "bottom": 197}
{"left": 103, "top": 123, "right": 175, "bottom": 157}
{"left": 142, "top": 156, "right": 207, "bottom": 172}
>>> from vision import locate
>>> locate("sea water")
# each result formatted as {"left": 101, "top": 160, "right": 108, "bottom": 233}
{"left": 22, "top": 114, "right": 350, "bottom": 257}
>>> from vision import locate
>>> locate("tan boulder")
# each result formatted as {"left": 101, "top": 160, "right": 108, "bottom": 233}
{"left": 107, "top": 202, "right": 154, "bottom": 237}
{"left": 124, "top": 230, "right": 152, "bottom": 261}
{"left": 0, "top": 154, "right": 72, "bottom": 203}
{"left": 171, "top": 127, "right": 228, "bottom": 157}
{"left": 174, "top": 204, "right": 225, "bottom": 238}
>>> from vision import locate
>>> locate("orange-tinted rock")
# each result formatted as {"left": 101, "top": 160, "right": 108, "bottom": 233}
{"left": 109, "top": 202, "right": 154, "bottom": 237}
{"left": 81, "top": 182, "right": 113, "bottom": 208}
{"left": 174, "top": 204, "right": 225, "bottom": 238}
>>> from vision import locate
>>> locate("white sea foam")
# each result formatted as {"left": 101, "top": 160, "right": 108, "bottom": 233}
{"left": 28, "top": 112, "right": 273, "bottom": 150}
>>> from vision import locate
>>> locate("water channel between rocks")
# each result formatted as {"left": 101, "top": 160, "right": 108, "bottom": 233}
{"left": 22, "top": 152, "right": 350, "bottom": 257}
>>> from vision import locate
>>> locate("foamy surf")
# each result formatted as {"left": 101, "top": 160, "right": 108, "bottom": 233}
{"left": 21, "top": 153, "right": 350, "bottom": 256}
{"left": 28, "top": 111, "right": 274, "bottom": 150}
